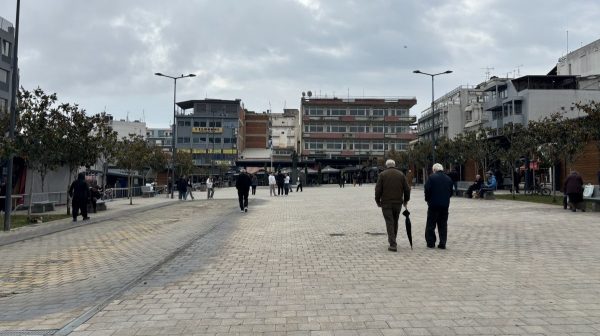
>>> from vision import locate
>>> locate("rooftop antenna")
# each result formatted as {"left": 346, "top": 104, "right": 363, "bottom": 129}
{"left": 284, "top": 100, "right": 286, "bottom": 109}
{"left": 126, "top": 111, "right": 129, "bottom": 122}
{"left": 269, "top": 101, "right": 272, "bottom": 113}
{"left": 515, "top": 64, "right": 524, "bottom": 77}
{"left": 142, "top": 109, "right": 145, "bottom": 122}
{"left": 481, "top": 67, "right": 494, "bottom": 80}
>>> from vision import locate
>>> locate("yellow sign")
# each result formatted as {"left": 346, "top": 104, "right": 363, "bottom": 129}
{"left": 192, "top": 127, "right": 223, "bottom": 133}
{"left": 177, "top": 148, "right": 238, "bottom": 154}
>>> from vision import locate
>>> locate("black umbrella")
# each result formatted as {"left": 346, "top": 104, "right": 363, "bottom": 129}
{"left": 402, "top": 208, "right": 413, "bottom": 250}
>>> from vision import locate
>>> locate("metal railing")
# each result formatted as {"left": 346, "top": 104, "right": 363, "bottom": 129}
{"left": 16, "top": 187, "right": 146, "bottom": 208}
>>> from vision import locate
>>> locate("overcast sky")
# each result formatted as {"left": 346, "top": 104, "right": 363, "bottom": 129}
{"left": 2, "top": 0, "right": 600, "bottom": 127}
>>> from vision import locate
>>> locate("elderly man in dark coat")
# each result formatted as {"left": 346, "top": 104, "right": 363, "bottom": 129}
{"left": 69, "top": 172, "right": 90, "bottom": 222}
{"left": 424, "top": 163, "right": 454, "bottom": 249}
{"left": 236, "top": 169, "right": 252, "bottom": 212}
{"left": 375, "top": 159, "right": 411, "bottom": 252}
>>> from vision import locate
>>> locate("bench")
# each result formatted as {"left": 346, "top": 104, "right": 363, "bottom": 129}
{"left": 456, "top": 181, "right": 471, "bottom": 197}
{"left": 141, "top": 186, "right": 156, "bottom": 198}
{"left": 583, "top": 185, "right": 600, "bottom": 212}
{"left": 31, "top": 201, "right": 56, "bottom": 213}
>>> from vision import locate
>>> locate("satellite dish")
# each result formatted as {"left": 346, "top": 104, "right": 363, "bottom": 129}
{"left": 302, "top": 92, "right": 306, "bottom": 97}
{"left": 307, "top": 91, "right": 312, "bottom": 97}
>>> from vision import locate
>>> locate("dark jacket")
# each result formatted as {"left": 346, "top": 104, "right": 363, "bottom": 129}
{"left": 69, "top": 173, "right": 90, "bottom": 203}
{"left": 236, "top": 172, "right": 252, "bottom": 191}
{"left": 424, "top": 171, "right": 453, "bottom": 208}
{"left": 447, "top": 170, "right": 459, "bottom": 182}
{"left": 276, "top": 172, "right": 285, "bottom": 186}
{"left": 177, "top": 178, "right": 187, "bottom": 192}
{"left": 251, "top": 175, "right": 258, "bottom": 186}
{"left": 564, "top": 173, "right": 583, "bottom": 194}
{"left": 375, "top": 168, "right": 410, "bottom": 207}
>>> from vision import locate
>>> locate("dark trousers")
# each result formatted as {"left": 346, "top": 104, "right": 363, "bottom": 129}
{"left": 296, "top": 183, "right": 302, "bottom": 192}
{"left": 466, "top": 184, "right": 478, "bottom": 198}
{"left": 237, "top": 189, "right": 249, "bottom": 210}
{"left": 251, "top": 186, "right": 256, "bottom": 195}
{"left": 284, "top": 184, "right": 289, "bottom": 195}
{"left": 277, "top": 184, "right": 283, "bottom": 195}
{"left": 381, "top": 206, "right": 401, "bottom": 247}
{"left": 425, "top": 206, "right": 448, "bottom": 247}
{"left": 72, "top": 199, "right": 88, "bottom": 220}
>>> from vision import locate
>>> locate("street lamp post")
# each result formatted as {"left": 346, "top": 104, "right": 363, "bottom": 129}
{"left": 154, "top": 72, "right": 196, "bottom": 199}
{"left": 413, "top": 69, "right": 452, "bottom": 166}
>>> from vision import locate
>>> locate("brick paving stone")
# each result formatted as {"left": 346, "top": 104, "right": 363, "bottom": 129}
{"left": 2, "top": 185, "right": 600, "bottom": 335}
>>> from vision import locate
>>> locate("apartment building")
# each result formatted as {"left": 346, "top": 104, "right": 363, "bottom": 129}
{"left": 271, "top": 109, "right": 300, "bottom": 164}
{"left": 237, "top": 111, "right": 270, "bottom": 167}
{"left": 146, "top": 127, "right": 172, "bottom": 151}
{"left": 175, "top": 99, "right": 243, "bottom": 168}
{"left": 0, "top": 17, "right": 14, "bottom": 117}
{"left": 417, "top": 85, "right": 485, "bottom": 140}
{"left": 301, "top": 96, "right": 417, "bottom": 167}
{"left": 482, "top": 75, "right": 600, "bottom": 134}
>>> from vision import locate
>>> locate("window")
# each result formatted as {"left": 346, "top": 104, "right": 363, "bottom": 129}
{"left": 192, "top": 137, "right": 200, "bottom": 143}
{"left": 349, "top": 108, "right": 366, "bottom": 116}
{"left": 330, "top": 108, "right": 346, "bottom": 116}
{"left": 0, "top": 69, "right": 8, "bottom": 83}
{"left": 372, "top": 142, "right": 384, "bottom": 150}
{"left": 325, "top": 142, "right": 342, "bottom": 149}
{"left": 306, "top": 107, "right": 324, "bottom": 116}
{"left": 215, "top": 138, "right": 221, "bottom": 144}
{"left": 499, "top": 89, "right": 507, "bottom": 99}
{"left": 349, "top": 126, "right": 365, "bottom": 133}
{"left": 200, "top": 137, "right": 206, "bottom": 142}
{"left": 177, "top": 137, "right": 184, "bottom": 143}
{"left": 306, "top": 125, "right": 324, "bottom": 132}
{"left": 200, "top": 121, "right": 206, "bottom": 127}
{"left": 330, "top": 125, "right": 346, "bottom": 132}
{"left": 372, "top": 109, "right": 385, "bottom": 116}
{"left": 224, "top": 138, "right": 231, "bottom": 144}
{"left": 184, "top": 121, "right": 191, "bottom": 126}
{"left": 0, "top": 97, "right": 7, "bottom": 113}
{"left": 193, "top": 121, "right": 200, "bottom": 127}
{"left": 177, "top": 120, "right": 184, "bottom": 126}
{"left": 372, "top": 126, "right": 384, "bottom": 133}
{"left": 1, "top": 40, "right": 10, "bottom": 57}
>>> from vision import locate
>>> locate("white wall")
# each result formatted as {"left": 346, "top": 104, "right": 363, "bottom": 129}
{"left": 525, "top": 90, "right": 600, "bottom": 122}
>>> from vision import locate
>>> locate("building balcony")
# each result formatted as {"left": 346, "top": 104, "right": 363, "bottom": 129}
{"left": 483, "top": 97, "right": 503, "bottom": 111}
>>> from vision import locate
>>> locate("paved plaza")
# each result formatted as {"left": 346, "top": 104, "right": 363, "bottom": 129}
{"left": 1, "top": 184, "right": 599, "bottom": 335}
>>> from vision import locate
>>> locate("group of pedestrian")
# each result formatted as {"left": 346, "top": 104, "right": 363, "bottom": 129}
{"left": 463, "top": 171, "right": 497, "bottom": 199}
{"left": 375, "top": 160, "right": 453, "bottom": 252}
{"left": 268, "top": 171, "right": 297, "bottom": 196}
{"left": 176, "top": 176, "right": 195, "bottom": 200}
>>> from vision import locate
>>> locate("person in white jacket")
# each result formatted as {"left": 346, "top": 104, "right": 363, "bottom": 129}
{"left": 268, "top": 173, "right": 276, "bottom": 196}
{"left": 206, "top": 176, "right": 214, "bottom": 199}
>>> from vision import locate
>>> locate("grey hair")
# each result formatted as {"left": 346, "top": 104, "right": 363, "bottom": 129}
{"left": 385, "top": 159, "right": 396, "bottom": 168}
{"left": 432, "top": 163, "right": 444, "bottom": 172}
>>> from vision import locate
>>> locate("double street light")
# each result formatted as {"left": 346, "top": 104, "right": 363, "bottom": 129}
{"left": 413, "top": 69, "right": 453, "bottom": 166}
{"left": 154, "top": 72, "right": 196, "bottom": 199}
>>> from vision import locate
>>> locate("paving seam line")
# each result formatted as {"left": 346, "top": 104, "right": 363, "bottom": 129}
{"left": 0, "top": 201, "right": 178, "bottom": 247}
{"left": 54, "top": 208, "right": 237, "bottom": 336}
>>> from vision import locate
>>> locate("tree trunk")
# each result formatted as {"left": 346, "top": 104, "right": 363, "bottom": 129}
{"left": 129, "top": 174, "right": 133, "bottom": 205}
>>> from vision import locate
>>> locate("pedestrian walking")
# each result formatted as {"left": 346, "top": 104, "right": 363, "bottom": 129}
{"left": 251, "top": 174, "right": 258, "bottom": 195}
{"left": 186, "top": 178, "right": 195, "bottom": 200}
{"left": 236, "top": 169, "right": 252, "bottom": 212}
{"left": 276, "top": 170, "right": 285, "bottom": 195}
{"left": 564, "top": 170, "right": 585, "bottom": 212}
{"left": 284, "top": 174, "right": 290, "bottom": 195}
{"left": 69, "top": 172, "right": 90, "bottom": 222}
{"left": 296, "top": 175, "right": 303, "bottom": 192}
{"left": 375, "top": 159, "right": 411, "bottom": 252}
{"left": 339, "top": 176, "right": 345, "bottom": 188}
{"left": 268, "top": 172, "right": 276, "bottom": 196}
{"left": 177, "top": 176, "right": 187, "bottom": 200}
{"left": 406, "top": 170, "right": 414, "bottom": 187}
{"left": 447, "top": 168, "right": 459, "bottom": 196}
{"left": 89, "top": 185, "right": 102, "bottom": 213}
{"left": 206, "top": 176, "right": 214, "bottom": 199}
{"left": 424, "top": 163, "right": 454, "bottom": 249}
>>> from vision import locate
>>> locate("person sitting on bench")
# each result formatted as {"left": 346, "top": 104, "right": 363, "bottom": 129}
{"left": 478, "top": 171, "right": 497, "bottom": 198}
{"left": 466, "top": 174, "right": 484, "bottom": 198}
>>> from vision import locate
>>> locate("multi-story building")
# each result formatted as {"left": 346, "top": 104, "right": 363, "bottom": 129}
{"left": 482, "top": 75, "right": 600, "bottom": 135}
{"left": 108, "top": 116, "right": 147, "bottom": 139}
{"left": 175, "top": 99, "right": 243, "bottom": 169}
{"left": 301, "top": 96, "right": 417, "bottom": 167}
{"left": 0, "top": 17, "right": 14, "bottom": 117}
{"left": 271, "top": 109, "right": 301, "bottom": 164}
{"left": 237, "top": 111, "right": 270, "bottom": 168}
{"left": 417, "top": 85, "right": 485, "bottom": 140}
{"left": 146, "top": 127, "right": 172, "bottom": 151}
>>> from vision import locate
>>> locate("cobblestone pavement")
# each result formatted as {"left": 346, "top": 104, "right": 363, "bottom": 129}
{"left": 2, "top": 185, "right": 600, "bottom": 335}
{"left": 56, "top": 184, "right": 600, "bottom": 336}
{"left": 0, "top": 194, "right": 239, "bottom": 332}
